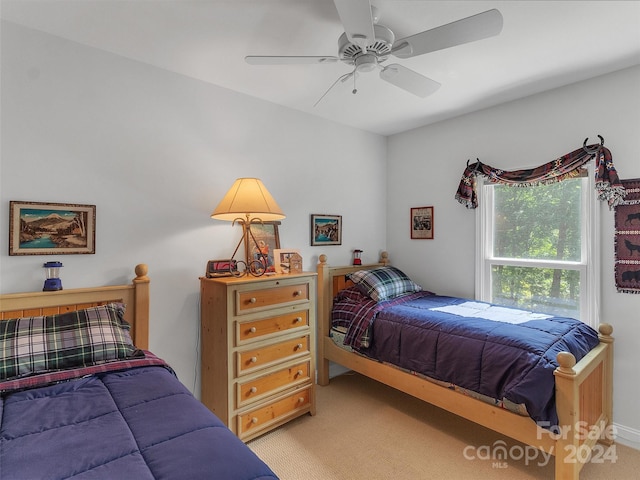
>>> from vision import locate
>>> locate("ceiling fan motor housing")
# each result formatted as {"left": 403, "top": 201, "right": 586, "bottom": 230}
{"left": 338, "top": 24, "right": 394, "bottom": 66}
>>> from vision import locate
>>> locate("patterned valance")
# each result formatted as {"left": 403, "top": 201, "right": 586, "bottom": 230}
{"left": 455, "top": 143, "right": 625, "bottom": 209}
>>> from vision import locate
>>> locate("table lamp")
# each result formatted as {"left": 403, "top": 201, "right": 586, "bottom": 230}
{"left": 211, "top": 178, "right": 285, "bottom": 275}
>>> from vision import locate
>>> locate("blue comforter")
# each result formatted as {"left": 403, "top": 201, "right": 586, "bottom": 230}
{"left": 335, "top": 290, "right": 600, "bottom": 427}
{"left": 1, "top": 365, "right": 278, "bottom": 480}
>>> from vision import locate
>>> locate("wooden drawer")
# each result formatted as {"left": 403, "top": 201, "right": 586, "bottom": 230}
{"left": 236, "top": 283, "right": 309, "bottom": 314}
{"left": 237, "top": 335, "right": 309, "bottom": 376}
{"left": 237, "top": 386, "right": 311, "bottom": 439}
{"left": 236, "top": 310, "right": 309, "bottom": 345}
{"left": 236, "top": 360, "right": 311, "bottom": 409}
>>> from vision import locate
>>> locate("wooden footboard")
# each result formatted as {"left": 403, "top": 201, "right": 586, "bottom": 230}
{"left": 552, "top": 324, "right": 614, "bottom": 479}
{"left": 0, "top": 264, "right": 150, "bottom": 348}
{"left": 317, "top": 254, "right": 614, "bottom": 480}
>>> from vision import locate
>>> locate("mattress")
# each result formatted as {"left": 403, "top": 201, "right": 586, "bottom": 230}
{"left": 0, "top": 355, "right": 278, "bottom": 480}
{"left": 331, "top": 288, "right": 600, "bottom": 427}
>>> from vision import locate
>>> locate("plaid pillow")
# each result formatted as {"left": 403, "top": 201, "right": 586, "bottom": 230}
{"left": 0, "top": 303, "right": 142, "bottom": 381}
{"left": 348, "top": 266, "right": 422, "bottom": 302}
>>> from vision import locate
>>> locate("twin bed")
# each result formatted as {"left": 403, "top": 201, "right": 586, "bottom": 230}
{"left": 0, "top": 265, "right": 277, "bottom": 480}
{"left": 317, "top": 253, "right": 614, "bottom": 480}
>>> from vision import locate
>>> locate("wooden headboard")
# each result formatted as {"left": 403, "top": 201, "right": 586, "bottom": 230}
{"left": 0, "top": 264, "right": 150, "bottom": 349}
{"left": 316, "top": 252, "right": 389, "bottom": 384}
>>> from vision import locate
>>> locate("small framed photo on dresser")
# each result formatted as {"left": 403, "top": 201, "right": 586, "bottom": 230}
{"left": 273, "top": 249, "right": 301, "bottom": 274}
{"left": 411, "top": 206, "right": 434, "bottom": 239}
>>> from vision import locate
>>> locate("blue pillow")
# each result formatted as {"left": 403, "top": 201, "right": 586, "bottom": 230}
{"left": 348, "top": 266, "right": 422, "bottom": 302}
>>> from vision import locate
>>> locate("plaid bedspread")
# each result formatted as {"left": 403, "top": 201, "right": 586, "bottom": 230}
{"left": 0, "top": 350, "right": 170, "bottom": 394}
{"left": 332, "top": 287, "right": 431, "bottom": 349}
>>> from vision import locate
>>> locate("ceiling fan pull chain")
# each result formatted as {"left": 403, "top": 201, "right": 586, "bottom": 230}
{"left": 352, "top": 74, "right": 357, "bottom": 94}
{"left": 314, "top": 71, "right": 354, "bottom": 107}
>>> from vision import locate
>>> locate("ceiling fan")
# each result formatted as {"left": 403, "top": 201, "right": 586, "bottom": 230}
{"left": 245, "top": 0, "right": 503, "bottom": 104}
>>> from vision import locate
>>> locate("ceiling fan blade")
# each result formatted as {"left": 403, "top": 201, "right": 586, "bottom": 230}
{"left": 380, "top": 64, "right": 440, "bottom": 98}
{"left": 333, "top": 0, "right": 375, "bottom": 49}
{"left": 392, "top": 9, "right": 503, "bottom": 59}
{"left": 245, "top": 56, "right": 338, "bottom": 65}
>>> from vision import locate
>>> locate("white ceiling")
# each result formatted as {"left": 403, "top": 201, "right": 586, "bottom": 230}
{"left": 2, "top": 0, "right": 640, "bottom": 136}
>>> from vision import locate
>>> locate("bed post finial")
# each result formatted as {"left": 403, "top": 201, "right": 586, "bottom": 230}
{"left": 319, "top": 254, "right": 327, "bottom": 265}
{"left": 556, "top": 351, "right": 577, "bottom": 375}
{"left": 134, "top": 264, "right": 149, "bottom": 282}
{"left": 380, "top": 251, "right": 389, "bottom": 265}
{"left": 598, "top": 323, "right": 613, "bottom": 341}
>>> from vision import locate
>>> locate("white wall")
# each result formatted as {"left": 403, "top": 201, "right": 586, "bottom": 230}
{"left": 0, "top": 21, "right": 387, "bottom": 394}
{"left": 387, "top": 65, "right": 640, "bottom": 447}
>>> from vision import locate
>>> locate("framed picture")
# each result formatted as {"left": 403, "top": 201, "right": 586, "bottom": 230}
{"left": 9, "top": 201, "right": 96, "bottom": 255}
{"left": 247, "top": 221, "right": 281, "bottom": 272}
{"left": 273, "top": 249, "right": 301, "bottom": 274}
{"left": 411, "top": 206, "right": 434, "bottom": 240}
{"left": 310, "top": 214, "right": 342, "bottom": 246}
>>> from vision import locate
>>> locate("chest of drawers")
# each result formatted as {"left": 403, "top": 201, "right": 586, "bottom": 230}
{"left": 200, "top": 272, "right": 316, "bottom": 441}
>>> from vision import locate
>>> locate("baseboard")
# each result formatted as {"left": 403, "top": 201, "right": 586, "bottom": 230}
{"left": 614, "top": 422, "right": 640, "bottom": 451}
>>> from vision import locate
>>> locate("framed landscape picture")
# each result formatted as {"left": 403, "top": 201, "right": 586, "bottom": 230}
{"left": 411, "top": 206, "right": 434, "bottom": 239}
{"left": 310, "top": 214, "right": 342, "bottom": 246}
{"left": 9, "top": 201, "right": 96, "bottom": 255}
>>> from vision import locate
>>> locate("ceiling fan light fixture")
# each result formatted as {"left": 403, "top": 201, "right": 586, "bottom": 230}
{"left": 355, "top": 53, "right": 378, "bottom": 72}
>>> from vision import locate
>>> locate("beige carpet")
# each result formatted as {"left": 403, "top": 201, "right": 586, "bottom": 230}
{"left": 248, "top": 372, "right": 639, "bottom": 480}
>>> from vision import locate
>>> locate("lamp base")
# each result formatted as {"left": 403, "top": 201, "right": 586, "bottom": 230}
{"left": 43, "top": 278, "right": 63, "bottom": 291}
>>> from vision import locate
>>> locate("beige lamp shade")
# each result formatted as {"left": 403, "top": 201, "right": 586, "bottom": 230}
{"left": 211, "top": 178, "right": 285, "bottom": 222}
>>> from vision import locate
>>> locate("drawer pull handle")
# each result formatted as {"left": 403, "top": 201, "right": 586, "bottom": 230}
{"left": 249, "top": 297, "right": 257, "bottom": 304}
{"left": 295, "top": 343, "right": 303, "bottom": 350}
{"left": 251, "top": 417, "right": 258, "bottom": 424}
{"left": 294, "top": 317, "right": 302, "bottom": 323}
{"left": 249, "top": 386, "right": 258, "bottom": 393}
{"left": 249, "top": 327, "right": 257, "bottom": 333}
{"left": 296, "top": 370, "right": 304, "bottom": 377}
{"left": 298, "top": 397, "right": 305, "bottom": 404}
{"left": 250, "top": 356, "right": 258, "bottom": 363}
{"left": 293, "top": 290, "right": 302, "bottom": 297}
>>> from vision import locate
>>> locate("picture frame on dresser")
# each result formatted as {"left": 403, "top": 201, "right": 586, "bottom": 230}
{"left": 273, "top": 249, "right": 301, "bottom": 274}
{"left": 247, "top": 221, "right": 280, "bottom": 272}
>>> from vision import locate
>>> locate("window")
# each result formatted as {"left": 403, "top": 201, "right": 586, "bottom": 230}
{"left": 476, "top": 167, "right": 599, "bottom": 327}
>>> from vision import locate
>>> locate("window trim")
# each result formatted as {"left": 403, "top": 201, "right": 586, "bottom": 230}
{"left": 475, "top": 165, "right": 600, "bottom": 328}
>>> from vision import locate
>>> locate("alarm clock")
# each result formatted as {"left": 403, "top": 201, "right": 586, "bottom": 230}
{"left": 206, "top": 259, "right": 238, "bottom": 278}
